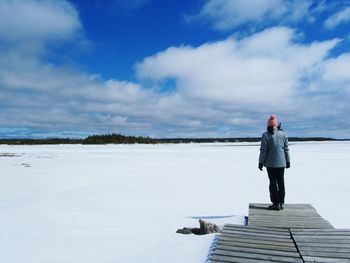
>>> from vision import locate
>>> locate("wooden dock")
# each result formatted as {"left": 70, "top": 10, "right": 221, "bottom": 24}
{"left": 207, "top": 203, "right": 350, "bottom": 263}
{"left": 248, "top": 203, "right": 334, "bottom": 229}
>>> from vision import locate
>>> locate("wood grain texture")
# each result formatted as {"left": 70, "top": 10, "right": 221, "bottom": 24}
{"left": 206, "top": 204, "right": 350, "bottom": 263}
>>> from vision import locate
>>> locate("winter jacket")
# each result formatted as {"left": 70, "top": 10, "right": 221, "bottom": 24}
{"left": 259, "top": 127, "right": 290, "bottom": 168}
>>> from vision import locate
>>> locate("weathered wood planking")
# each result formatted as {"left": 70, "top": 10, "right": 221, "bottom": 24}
{"left": 248, "top": 203, "right": 334, "bottom": 229}
{"left": 208, "top": 224, "right": 302, "bottom": 262}
{"left": 207, "top": 204, "right": 350, "bottom": 263}
{"left": 291, "top": 228, "right": 350, "bottom": 262}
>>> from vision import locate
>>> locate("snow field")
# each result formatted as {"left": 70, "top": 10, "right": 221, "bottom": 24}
{"left": 0, "top": 142, "right": 349, "bottom": 262}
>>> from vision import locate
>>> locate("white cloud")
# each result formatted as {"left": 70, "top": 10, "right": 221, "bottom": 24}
{"left": 0, "top": 0, "right": 81, "bottom": 43}
{"left": 321, "top": 54, "right": 350, "bottom": 92}
{"left": 133, "top": 27, "right": 350, "bottom": 137}
{"left": 136, "top": 27, "right": 338, "bottom": 109}
{"left": 0, "top": 0, "right": 147, "bottom": 135}
{"left": 324, "top": 7, "right": 350, "bottom": 29}
{"left": 185, "top": 0, "right": 313, "bottom": 31}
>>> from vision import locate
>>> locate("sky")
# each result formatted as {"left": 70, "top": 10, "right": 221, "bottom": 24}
{"left": 1, "top": 0, "right": 350, "bottom": 139}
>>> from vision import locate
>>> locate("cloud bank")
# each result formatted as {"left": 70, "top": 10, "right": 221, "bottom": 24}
{"left": 137, "top": 27, "right": 337, "bottom": 107}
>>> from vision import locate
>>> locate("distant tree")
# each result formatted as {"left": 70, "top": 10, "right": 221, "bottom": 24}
{"left": 83, "top": 133, "right": 157, "bottom": 144}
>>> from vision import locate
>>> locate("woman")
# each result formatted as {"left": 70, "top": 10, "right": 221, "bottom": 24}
{"left": 258, "top": 115, "right": 290, "bottom": 211}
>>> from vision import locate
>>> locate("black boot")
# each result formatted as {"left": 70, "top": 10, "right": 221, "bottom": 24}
{"left": 280, "top": 203, "right": 284, "bottom": 210}
{"left": 268, "top": 204, "right": 280, "bottom": 211}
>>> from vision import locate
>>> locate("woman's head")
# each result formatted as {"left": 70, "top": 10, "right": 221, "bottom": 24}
{"left": 267, "top": 114, "right": 278, "bottom": 128}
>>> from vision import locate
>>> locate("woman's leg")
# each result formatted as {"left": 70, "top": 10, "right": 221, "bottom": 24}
{"left": 267, "top": 168, "right": 279, "bottom": 205}
{"left": 276, "top": 168, "right": 285, "bottom": 204}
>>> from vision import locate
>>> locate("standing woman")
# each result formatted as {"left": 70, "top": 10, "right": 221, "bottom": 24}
{"left": 258, "top": 115, "right": 290, "bottom": 211}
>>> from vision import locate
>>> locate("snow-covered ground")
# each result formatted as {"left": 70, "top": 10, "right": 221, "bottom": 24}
{"left": 0, "top": 141, "right": 349, "bottom": 262}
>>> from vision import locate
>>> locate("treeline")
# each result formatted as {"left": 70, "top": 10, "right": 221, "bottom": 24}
{"left": 0, "top": 133, "right": 338, "bottom": 145}
{"left": 156, "top": 137, "right": 259, "bottom": 143}
{"left": 0, "top": 133, "right": 156, "bottom": 145}
{"left": 0, "top": 138, "right": 82, "bottom": 145}
{"left": 83, "top": 133, "right": 156, "bottom": 144}
{"left": 155, "top": 137, "right": 337, "bottom": 143}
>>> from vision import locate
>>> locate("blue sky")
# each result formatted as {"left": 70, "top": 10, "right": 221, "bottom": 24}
{"left": 1, "top": 0, "right": 350, "bottom": 138}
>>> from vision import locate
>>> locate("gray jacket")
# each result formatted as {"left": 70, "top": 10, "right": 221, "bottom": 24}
{"left": 259, "top": 128, "right": 290, "bottom": 168}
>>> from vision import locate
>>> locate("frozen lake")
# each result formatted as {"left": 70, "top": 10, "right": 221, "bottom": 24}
{"left": 0, "top": 142, "right": 349, "bottom": 262}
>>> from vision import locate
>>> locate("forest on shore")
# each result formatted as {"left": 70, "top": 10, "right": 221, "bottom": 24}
{"left": 0, "top": 133, "right": 340, "bottom": 145}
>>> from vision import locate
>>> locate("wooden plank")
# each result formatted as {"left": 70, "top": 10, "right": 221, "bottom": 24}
{"left": 249, "top": 221, "right": 331, "bottom": 226}
{"left": 249, "top": 209, "right": 319, "bottom": 214}
{"left": 249, "top": 218, "right": 328, "bottom": 222}
{"left": 249, "top": 217, "right": 328, "bottom": 220}
{"left": 248, "top": 215, "right": 321, "bottom": 219}
{"left": 222, "top": 230, "right": 291, "bottom": 238}
{"left": 248, "top": 221, "right": 331, "bottom": 226}
{"left": 248, "top": 223, "right": 332, "bottom": 229}
{"left": 211, "top": 254, "right": 278, "bottom": 263}
{"left": 248, "top": 213, "right": 321, "bottom": 218}
{"left": 249, "top": 223, "right": 332, "bottom": 227}
{"left": 215, "top": 244, "right": 300, "bottom": 258}
{"left": 222, "top": 229, "right": 291, "bottom": 239}
{"left": 219, "top": 236, "right": 295, "bottom": 247}
{"left": 249, "top": 216, "right": 328, "bottom": 220}
{"left": 249, "top": 215, "right": 329, "bottom": 219}
{"left": 217, "top": 240, "right": 297, "bottom": 252}
{"left": 249, "top": 203, "right": 315, "bottom": 210}
{"left": 224, "top": 224, "right": 290, "bottom": 232}
{"left": 294, "top": 232, "right": 350, "bottom": 237}
{"left": 299, "top": 250, "right": 350, "bottom": 259}
{"left": 294, "top": 242, "right": 350, "bottom": 248}
{"left": 223, "top": 229, "right": 289, "bottom": 236}
{"left": 249, "top": 217, "right": 327, "bottom": 221}
{"left": 299, "top": 249, "right": 350, "bottom": 253}
{"left": 292, "top": 229, "right": 350, "bottom": 233}
{"left": 224, "top": 225, "right": 290, "bottom": 234}
{"left": 213, "top": 249, "right": 303, "bottom": 263}
{"left": 250, "top": 212, "right": 328, "bottom": 217}
{"left": 219, "top": 235, "right": 296, "bottom": 247}
{"left": 303, "top": 256, "right": 350, "bottom": 263}
{"left": 249, "top": 208, "right": 320, "bottom": 213}
{"left": 292, "top": 232, "right": 350, "bottom": 236}
{"left": 222, "top": 227, "right": 290, "bottom": 236}
{"left": 249, "top": 208, "right": 318, "bottom": 212}
{"left": 295, "top": 233, "right": 350, "bottom": 237}
{"left": 221, "top": 233, "right": 293, "bottom": 243}
{"left": 253, "top": 225, "right": 333, "bottom": 229}
{"left": 293, "top": 232, "right": 350, "bottom": 236}
{"left": 294, "top": 236, "right": 350, "bottom": 242}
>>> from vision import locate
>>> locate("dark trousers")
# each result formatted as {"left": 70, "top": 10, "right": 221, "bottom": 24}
{"left": 267, "top": 167, "right": 285, "bottom": 205}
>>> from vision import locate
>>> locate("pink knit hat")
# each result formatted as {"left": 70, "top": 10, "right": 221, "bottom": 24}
{"left": 267, "top": 114, "right": 278, "bottom": 127}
